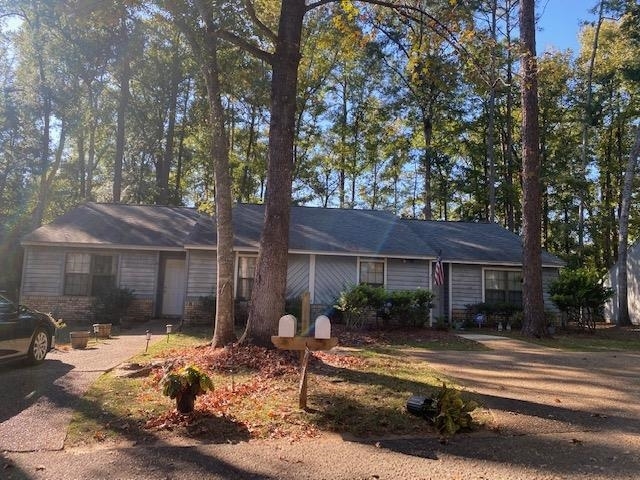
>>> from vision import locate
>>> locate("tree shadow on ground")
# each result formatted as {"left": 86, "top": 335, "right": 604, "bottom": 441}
{"left": 0, "top": 359, "right": 73, "bottom": 423}
{"left": 70, "top": 386, "right": 251, "bottom": 446}
{"left": 72, "top": 394, "right": 271, "bottom": 479}
{"left": 313, "top": 360, "right": 640, "bottom": 435}
{"left": 1, "top": 451, "right": 31, "bottom": 480}
{"left": 310, "top": 360, "right": 640, "bottom": 477}
{"left": 375, "top": 431, "right": 640, "bottom": 478}
{"left": 2, "top": 367, "right": 269, "bottom": 479}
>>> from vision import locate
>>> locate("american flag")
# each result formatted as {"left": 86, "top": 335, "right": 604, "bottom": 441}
{"left": 433, "top": 256, "right": 444, "bottom": 286}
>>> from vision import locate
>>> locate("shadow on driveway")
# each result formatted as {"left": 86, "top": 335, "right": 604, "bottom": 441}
{"left": 0, "top": 360, "right": 73, "bottom": 423}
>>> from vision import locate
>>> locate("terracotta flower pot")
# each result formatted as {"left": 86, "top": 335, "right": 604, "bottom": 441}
{"left": 70, "top": 331, "right": 90, "bottom": 349}
{"left": 176, "top": 392, "right": 196, "bottom": 414}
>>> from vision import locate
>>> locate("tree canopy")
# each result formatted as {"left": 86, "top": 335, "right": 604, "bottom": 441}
{"left": 1, "top": 0, "right": 639, "bottom": 337}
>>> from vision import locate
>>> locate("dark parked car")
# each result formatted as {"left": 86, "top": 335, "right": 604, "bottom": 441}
{"left": 0, "top": 294, "right": 57, "bottom": 364}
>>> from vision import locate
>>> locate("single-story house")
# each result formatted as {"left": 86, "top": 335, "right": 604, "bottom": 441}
{"left": 604, "top": 242, "right": 640, "bottom": 325}
{"left": 20, "top": 202, "right": 564, "bottom": 325}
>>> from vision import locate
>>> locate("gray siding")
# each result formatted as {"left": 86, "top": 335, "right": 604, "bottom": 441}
{"left": 628, "top": 247, "right": 640, "bottom": 324}
{"left": 186, "top": 250, "right": 217, "bottom": 298}
{"left": 450, "top": 264, "right": 560, "bottom": 313}
{"left": 387, "top": 258, "right": 429, "bottom": 291}
{"left": 21, "top": 247, "right": 65, "bottom": 295}
{"left": 606, "top": 244, "right": 640, "bottom": 325}
{"left": 451, "top": 264, "right": 483, "bottom": 310}
{"left": 315, "top": 255, "right": 357, "bottom": 305}
{"left": 119, "top": 252, "right": 158, "bottom": 297}
{"left": 286, "top": 254, "right": 309, "bottom": 300}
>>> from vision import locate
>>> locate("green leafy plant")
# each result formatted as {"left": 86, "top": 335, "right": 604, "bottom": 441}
{"left": 160, "top": 365, "right": 214, "bottom": 414}
{"left": 90, "top": 286, "right": 135, "bottom": 325}
{"left": 384, "top": 289, "right": 435, "bottom": 327}
{"left": 411, "top": 384, "right": 478, "bottom": 436}
{"left": 199, "top": 294, "right": 216, "bottom": 312}
{"left": 284, "top": 296, "right": 302, "bottom": 320}
{"left": 335, "top": 284, "right": 385, "bottom": 329}
{"left": 336, "top": 285, "right": 434, "bottom": 329}
{"left": 549, "top": 268, "right": 613, "bottom": 331}
{"left": 431, "top": 384, "right": 478, "bottom": 436}
{"left": 433, "top": 316, "right": 450, "bottom": 331}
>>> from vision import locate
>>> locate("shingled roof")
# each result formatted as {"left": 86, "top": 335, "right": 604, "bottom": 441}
{"left": 186, "top": 204, "right": 436, "bottom": 257}
{"left": 404, "top": 219, "right": 564, "bottom": 267}
{"left": 22, "top": 202, "right": 564, "bottom": 267}
{"left": 22, "top": 203, "right": 201, "bottom": 249}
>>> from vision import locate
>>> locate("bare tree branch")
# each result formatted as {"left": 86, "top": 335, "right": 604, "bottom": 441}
{"left": 217, "top": 29, "right": 274, "bottom": 64}
{"left": 242, "top": 0, "right": 278, "bottom": 43}
{"left": 306, "top": 0, "right": 339, "bottom": 11}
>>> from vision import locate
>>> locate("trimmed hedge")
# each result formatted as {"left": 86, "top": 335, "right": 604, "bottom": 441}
{"left": 336, "top": 284, "right": 434, "bottom": 329}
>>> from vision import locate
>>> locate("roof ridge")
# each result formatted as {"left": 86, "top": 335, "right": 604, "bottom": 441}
{"left": 85, "top": 201, "right": 196, "bottom": 210}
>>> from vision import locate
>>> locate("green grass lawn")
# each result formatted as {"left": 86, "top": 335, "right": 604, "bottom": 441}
{"left": 66, "top": 323, "right": 640, "bottom": 448}
{"left": 66, "top": 326, "right": 482, "bottom": 447}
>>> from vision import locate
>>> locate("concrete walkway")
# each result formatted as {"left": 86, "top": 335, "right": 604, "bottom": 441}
{"left": 0, "top": 320, "right": 168, "bottom": 452}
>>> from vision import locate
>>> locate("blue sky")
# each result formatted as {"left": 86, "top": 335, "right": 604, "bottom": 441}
{"left": 537, "top": 0, "right": 599, "bottom": 54}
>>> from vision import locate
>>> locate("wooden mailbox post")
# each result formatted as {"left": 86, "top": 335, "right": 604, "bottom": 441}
{"left": 271, "top": 292, "right": 338, "bottom": 409}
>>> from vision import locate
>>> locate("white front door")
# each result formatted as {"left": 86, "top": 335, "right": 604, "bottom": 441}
{"left": 162, "top": 258, "right": 185, "bottom": 316}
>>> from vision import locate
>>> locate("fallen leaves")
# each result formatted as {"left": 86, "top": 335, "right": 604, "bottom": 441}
{"left": 144, "top": 344, "right": 322, "bottom": 440}
{"left": 136, "top": 337, "right": 441, "bottom": 442}
{"left": 313, "top": 351, "right": 367, "bottom": 369}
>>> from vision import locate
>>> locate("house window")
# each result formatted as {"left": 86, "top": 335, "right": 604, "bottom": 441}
{"left": 237, "top": 256, "right": 257, "bottom": 300}
{"left": 64, "top": 253, "right": 117, "bottom": 296}
{"left": 484, "top": 270, "right": 522, "bottom": 306}
{"left": 359, "top": 259, "right": 385, "bottom": 287}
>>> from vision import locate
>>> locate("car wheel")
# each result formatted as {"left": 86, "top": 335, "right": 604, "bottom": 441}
{"left": 27, "top": 328, "right": 50, "bottom": 364}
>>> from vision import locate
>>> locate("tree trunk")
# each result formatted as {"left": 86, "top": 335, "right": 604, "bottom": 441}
{"left": 77, "top": 128, "right": 86, "bottom": 199}
{"left": 242, "top": 0, "right": 305, "bottom": 346}
{"left": 174, "top": 76, "right": 191, "bottom": 204}
{"left": 339, "top": 78, "right": 347, "bottom": 208}
{"left": 114, "top": 17, "right": 130, "bottom": 204}
{"left": 86, "top": 81, "right": 98, "bottom": 201}
{"left": 578, "top": 1, "right": 605, "bottom": 253}
{"left": 486, "top": 0, "right": 497, "bottom": 224}
{"left": 240, "top": 104, "right": 258, "bottom": 202}
{"left": 33, "top": 121, "right": 66, "bottom": 228}
{"left": 421, "top": 113, "right": 433, "bottom": 220}
{"left": 114, "top": 69, "right": 129, "bottom": 202}
{"left": 504, "top": 0, "right": 516, "bottom": 231}
{"left": 192, "top": 5, "right": 236, "bottom": 347}
{"left": 519, "top": 0, "right": 546, "bottom": 337}
{"left": 616, "top": 126, "right": 640, "bottom": 327}
{"left": 157, "top": 42, "right": 181, "bottom": 206}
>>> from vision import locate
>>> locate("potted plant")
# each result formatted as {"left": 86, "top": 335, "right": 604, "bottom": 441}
{"left": 160, "top": 365, "right": 214, "bottom": 413}
{"left": 69, "top": 331, "right": 90, "bottom": 349}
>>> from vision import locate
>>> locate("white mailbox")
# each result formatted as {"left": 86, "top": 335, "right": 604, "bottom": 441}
{"left": 314, "top": 315, "right": 331, "bottom": 339}
{"left": 278, "top": 314, "right": 297, "bottom": 337}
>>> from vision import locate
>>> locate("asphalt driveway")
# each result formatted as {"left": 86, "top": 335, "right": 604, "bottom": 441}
{"left": 0, "top": 320, "right": 166, "bottom": 452}
{"left": 421, "top": 334, "right": 640, "bottom": 436}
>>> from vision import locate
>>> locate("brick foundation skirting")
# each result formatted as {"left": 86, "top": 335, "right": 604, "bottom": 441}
{"left": 20, "top": 295, "right": 154, "bottom": 325}
{"left": 181, "top": 301, "right": 337, "bottom": 328}
{"left": 183, "top": 300, "right": 214, "bottom": 326}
